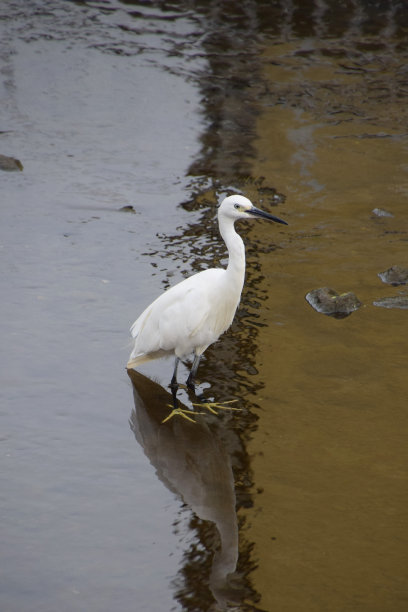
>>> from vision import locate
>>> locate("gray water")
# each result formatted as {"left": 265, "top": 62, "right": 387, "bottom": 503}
{"left": 1, "top": 2, "right": 202, "bottom": 610}
{"left": 1, "top": 2, "right": 408, "bottom": 611}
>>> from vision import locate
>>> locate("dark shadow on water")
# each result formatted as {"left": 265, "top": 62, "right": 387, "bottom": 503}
{"left": 127, "top": 369, "right": 264, "bottom": 611}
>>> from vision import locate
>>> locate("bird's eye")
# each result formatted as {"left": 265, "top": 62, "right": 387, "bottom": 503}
{"left": 234, "top": 203, "right": 240, "bottom": 210}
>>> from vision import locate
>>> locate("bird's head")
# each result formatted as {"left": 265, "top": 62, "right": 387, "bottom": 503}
{"left": 218, "top": 194, "right": 288, "bottom": 225}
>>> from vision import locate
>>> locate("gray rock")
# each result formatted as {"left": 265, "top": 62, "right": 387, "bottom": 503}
{"left": 305, "top": 287, "right": 362, "bottom": 319}
{"left": 373, "top": 296, "right": 408, "bottom": 309}
{"left": 0, "top": 154, "right": 23, "bottom": 171}
{"left": 378, "top": 265, "right": 408, "bottom": 286}
{"left": 371, "top": 208, "right": 393, "bottom": 218}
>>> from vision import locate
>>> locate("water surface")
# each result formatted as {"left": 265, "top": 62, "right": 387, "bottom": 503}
{"left": 1, "top": 1, "right": 408, "bottom": 611}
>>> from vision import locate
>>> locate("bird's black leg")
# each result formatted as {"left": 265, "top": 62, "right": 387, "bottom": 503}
{"left": 162, "top": 372, "right": 200, "bottom": 424}
{"left": 186, "top": 354, "right": 201, "bottom": 391}
{"left": 170, "top": 357, "right": 180, "bottom": 391}
{"left": 162, "top": 357, "right": 202, "bottom": 424}
{"left": 170, "top": 383, "right": 179, "bottom": 410}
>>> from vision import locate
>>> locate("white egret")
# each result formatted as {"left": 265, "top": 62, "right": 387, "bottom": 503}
{"left": 127, "top": 194, "right": 287, "bottom": 390}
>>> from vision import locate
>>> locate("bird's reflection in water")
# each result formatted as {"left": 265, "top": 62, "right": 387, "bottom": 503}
{"left": 128, "top": 369, "right": 248, "bottom": 610}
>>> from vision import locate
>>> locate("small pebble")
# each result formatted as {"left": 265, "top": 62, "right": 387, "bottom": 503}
{"left": 371, "top": 208, "right": 393, "bottom": 217}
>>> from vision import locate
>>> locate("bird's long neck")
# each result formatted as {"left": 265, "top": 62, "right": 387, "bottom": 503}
{"left": 219, "top": 216, "right": 246, "bottom": 290}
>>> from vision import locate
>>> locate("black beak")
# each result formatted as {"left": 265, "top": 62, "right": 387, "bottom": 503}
{"left": 248, "top": 206, "right": 288, "bottom": 225}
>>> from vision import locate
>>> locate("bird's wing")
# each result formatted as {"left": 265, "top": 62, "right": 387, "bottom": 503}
{"left": 129, "top": 269, "right": 225, "bottom": 359}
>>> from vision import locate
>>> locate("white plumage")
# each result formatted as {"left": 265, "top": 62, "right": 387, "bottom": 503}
{"left": 127, "top": 194, "right": 287, "bottom": 389}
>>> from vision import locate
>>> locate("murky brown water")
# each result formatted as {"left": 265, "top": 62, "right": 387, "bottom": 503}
{"left": 1, "top": 1, "right": 408, "bottom": 611}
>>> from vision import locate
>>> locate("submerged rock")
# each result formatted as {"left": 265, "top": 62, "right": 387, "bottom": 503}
{"left": 378, "top": 265, "right": 408, "bottom": 286}
{"left": 373, "top": 296, "right": 408, "bottom": 310}
{"left": 0, "top": 154, "right": 23, "bottom": 171}
{"left": 305, "top": 287, "right": 362, "bottom": 319}
{"left": 258, "top": 185, "right": 286, "bottom": 205}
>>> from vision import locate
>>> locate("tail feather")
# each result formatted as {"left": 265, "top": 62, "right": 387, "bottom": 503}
{"left": 126, "top": 352, "right": 151, "bottom": 369}
{"left": 126, "top": 349, "right": 170, "bottom": 370}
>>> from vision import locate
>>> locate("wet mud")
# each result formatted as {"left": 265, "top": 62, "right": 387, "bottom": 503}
{"left": 1, "top": 1, "right": 408, "bottom": 611}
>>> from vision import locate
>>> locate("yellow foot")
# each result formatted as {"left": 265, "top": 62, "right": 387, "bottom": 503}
{"left": 191, "top": 399, "right": 241, "bottom": 415}
{"left": 162, "top": 405, "right": 204, "bottom": 424}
